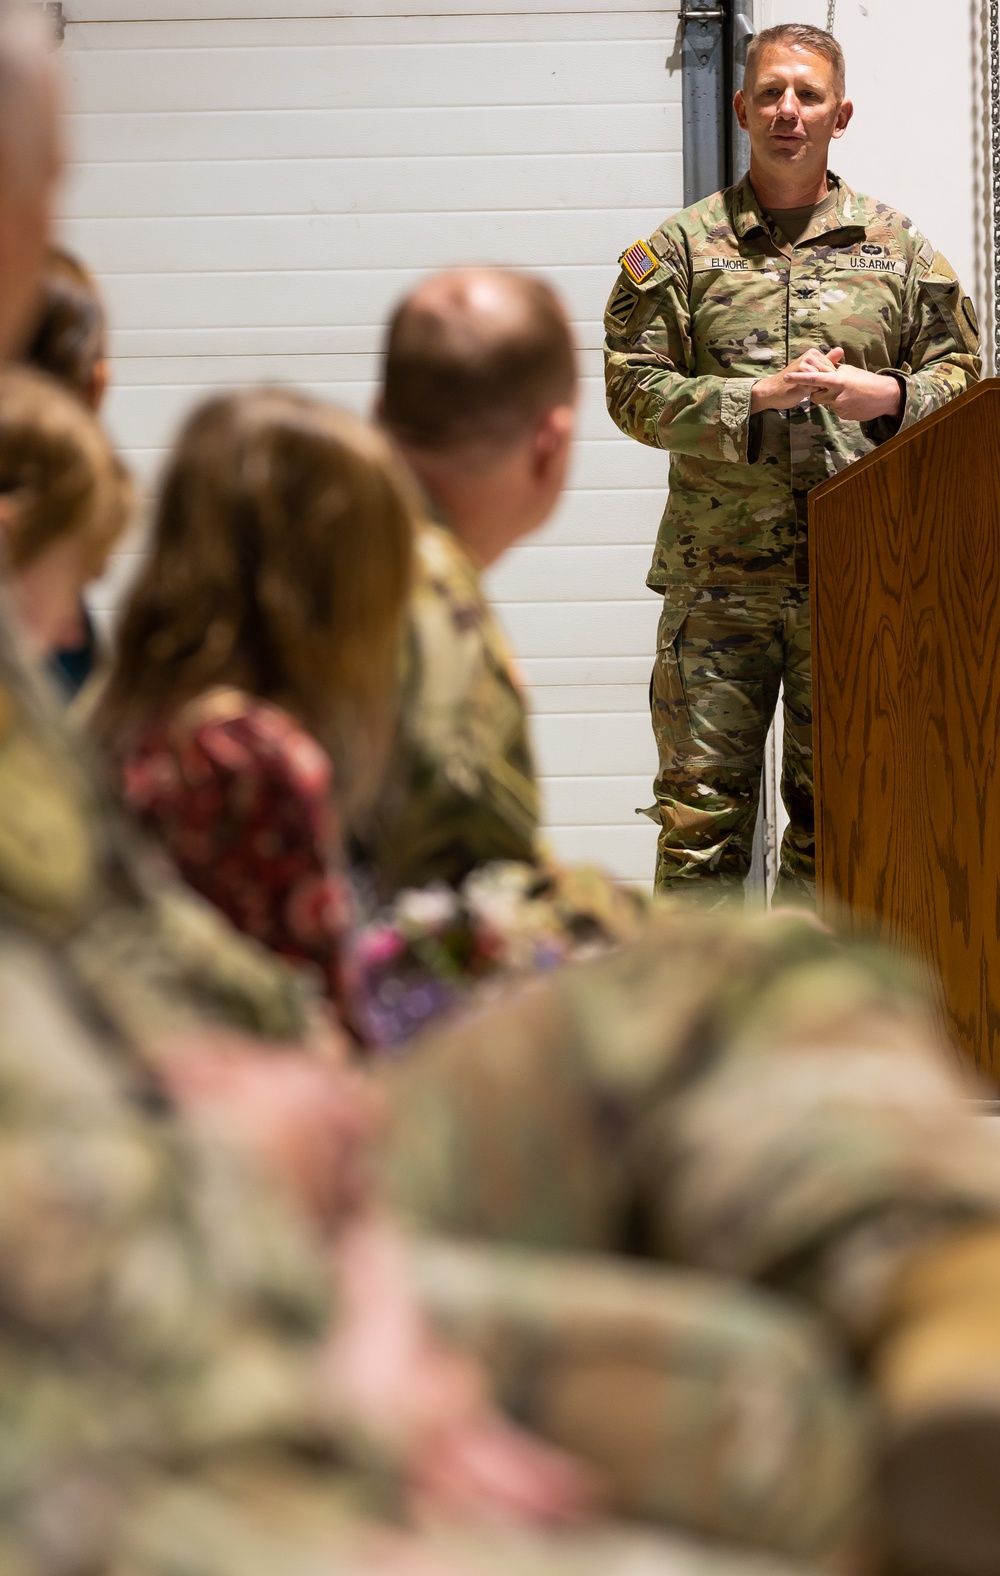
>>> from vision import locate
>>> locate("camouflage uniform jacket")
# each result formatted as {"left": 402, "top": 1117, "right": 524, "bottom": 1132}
{"left": 604, "top": 172, "right": 981, "bottom": 588}
{"left": 367, "top": 520, "right": 540, "bottom": 892}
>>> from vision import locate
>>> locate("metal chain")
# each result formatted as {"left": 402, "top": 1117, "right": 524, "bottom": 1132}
{"left": 991, "top": 0, "right": 1000, "bottom": 372}
{"left": 826, "top": 0, "right": 837, "bottom": 32}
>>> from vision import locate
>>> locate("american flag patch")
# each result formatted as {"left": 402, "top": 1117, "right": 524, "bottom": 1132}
{"left": 620, "top": 239, "right": 658, "bottom": 285}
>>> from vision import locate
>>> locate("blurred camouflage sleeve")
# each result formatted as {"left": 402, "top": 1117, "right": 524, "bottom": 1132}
{"left": 406, "top": 1236, "right": 868, "bottom": 1563}
{"left": 0, "top": 933, "right": 831, "bottom": 1576}
{"left": 865, "top": 240, "right": 982, "bottom": 445}
{"left": 382, "top": 907, "right": 1000, "bottom": 1344}
{"left": 603, "top": 236, "right": 759, "bottom": 466}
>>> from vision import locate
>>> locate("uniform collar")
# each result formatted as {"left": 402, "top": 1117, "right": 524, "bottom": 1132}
{"left": 732, "top": 170, "right": 867, "bottom": 241}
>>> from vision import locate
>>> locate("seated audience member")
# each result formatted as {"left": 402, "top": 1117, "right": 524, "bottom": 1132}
{"left": 95, "top": 389, "right": 415, "bottom": 1035}
{"left": 20, "top": 245, "right": 111, "bottom": 695}
{"left": 366, "top": 266, "right": 568, "bottom": 892}
{"left": 0, "top": 364, "right": 130, "bottom": 663}
{"left": 354, "top": 268, "right": 644, "bottom": 1043}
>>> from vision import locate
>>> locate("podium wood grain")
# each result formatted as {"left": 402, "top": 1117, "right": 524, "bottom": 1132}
{"left": 811, "top": 380, "right": 1000, "bottom": 1079}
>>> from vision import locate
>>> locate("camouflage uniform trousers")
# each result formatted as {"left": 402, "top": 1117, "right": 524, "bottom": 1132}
{"left": 383, "top": 907, "right": 1000, "bottom": 1570}
{"left": 649, "top": 586, "right": 812, "bottom": 900}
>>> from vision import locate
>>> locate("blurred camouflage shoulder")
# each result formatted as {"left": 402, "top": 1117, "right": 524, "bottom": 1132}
{"left": 0, "top": 921, "right": 832, "bottom": 1576}
{"left": 380, "top": 902, "right": 1000, "bottom": 1269}
{"left": 362, "top": 520, "right": 540, "bottom": 892}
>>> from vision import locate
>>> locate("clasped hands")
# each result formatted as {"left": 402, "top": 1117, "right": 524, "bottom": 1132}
{"left": 750, "top": 345, "right": 904, "bottom": 423}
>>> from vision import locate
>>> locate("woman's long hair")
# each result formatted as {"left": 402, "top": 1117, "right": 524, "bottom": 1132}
{"left": 96, "top": 388, "right": 415, "bottom": 818}
{"left": 0, "top": 364, "right": 131, "bottom": 575}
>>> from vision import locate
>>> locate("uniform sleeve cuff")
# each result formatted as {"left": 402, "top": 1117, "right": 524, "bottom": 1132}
{"left": 861, "top": 371, "right": 909, "bottom": 446}
{"left": 720, "top": 379, "right": 755, "bottom": 463}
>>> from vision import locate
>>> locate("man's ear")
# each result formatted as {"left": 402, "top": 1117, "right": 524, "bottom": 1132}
{"left": 532, "top": 403, "right": 575, "bottom": 477}
{"left": 832, "top": 98, "right": 854, "bottom": 140}
{"left": 734, "top": 89, "right": 748, "bottom": 132}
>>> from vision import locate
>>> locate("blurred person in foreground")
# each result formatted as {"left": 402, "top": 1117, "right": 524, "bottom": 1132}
{"left": 20, "top": 244, "right": 112, "bottom": 695}
{"left": 354, "top": 268, "right": 644, "bottom": 1043}
{"left": 0, "top": 10, "right": 1000, "bottom": 1576}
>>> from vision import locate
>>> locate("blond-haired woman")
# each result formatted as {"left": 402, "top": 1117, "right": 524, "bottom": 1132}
{"left": 96, "top": 389, "right": 414, "bottom": 1038}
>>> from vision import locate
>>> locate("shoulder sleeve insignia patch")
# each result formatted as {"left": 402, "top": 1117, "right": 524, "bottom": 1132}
{"left": 619, "top": 238, "right": 658, "bottom": 285}
{"left": 605, "top": 277, "right": 641, "bottom": 331}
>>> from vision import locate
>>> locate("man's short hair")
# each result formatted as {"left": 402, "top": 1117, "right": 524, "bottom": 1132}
{"left": 744, "top": 24, "right": 845, "bottom": 99}
{"left": 382, "top": 269, "right": 576, "bottom": 454}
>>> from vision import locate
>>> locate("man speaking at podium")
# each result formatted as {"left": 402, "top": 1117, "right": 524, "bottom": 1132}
{"left": 605, "top": 22, "right": 979, "bottom": 900}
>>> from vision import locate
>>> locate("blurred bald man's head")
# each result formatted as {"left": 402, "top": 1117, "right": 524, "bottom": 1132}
{"left": 380, "top": 268, "right": 577, "bottom": 567}
{"left": 0, "top": 0, "right": 62, "bottom": 357}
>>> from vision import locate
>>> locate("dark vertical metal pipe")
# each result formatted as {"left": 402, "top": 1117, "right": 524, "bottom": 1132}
{"left": 681, "top": 1, "right": 728, "bottom": 205}
{"left": 681, "top": 1, "right": 755, "bottom": 206}
{"left": 730, "top": 0, "right": 755, "bottom": 186}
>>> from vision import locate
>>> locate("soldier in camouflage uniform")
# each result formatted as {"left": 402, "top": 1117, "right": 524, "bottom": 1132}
{"left": 363, "top": 267, "right": 575, "bottom": 894}
{"left": 0, "top": 911, "right": 861, "bottom": 1576}
{"left": 605, "top": 24, "right": 980, "bottom": 897}
{"left": 353, "top": 269, "right": 645, "bottom": 1045}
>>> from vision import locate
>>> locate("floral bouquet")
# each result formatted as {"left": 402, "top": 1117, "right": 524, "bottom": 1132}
{"left": 352, "top": 861, "right": 647, "bottom": 1051}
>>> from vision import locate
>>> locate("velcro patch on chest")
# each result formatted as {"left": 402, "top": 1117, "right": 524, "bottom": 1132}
{"left": 838, "top": 254, "right": 907, "bottom": 278}
{"left": 705, "top": 256, "right": 751, "bottom": 273}
{"left": 619, "top": 238, "right": 658, "bottom": 285}
{"left": 691, "top": 255, "right": 781, "bottom": 275}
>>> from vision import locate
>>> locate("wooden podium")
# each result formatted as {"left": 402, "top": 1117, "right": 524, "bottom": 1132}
{"left": 810, "top": 379, "right": 1000, "bottom": 1079}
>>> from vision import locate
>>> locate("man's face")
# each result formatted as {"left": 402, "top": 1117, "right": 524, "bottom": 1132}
{"left": 0, "top": 65, "right": 62, "bottom": 359}
{"left": 735, "top": 45, "right": 852, "bottom": 179}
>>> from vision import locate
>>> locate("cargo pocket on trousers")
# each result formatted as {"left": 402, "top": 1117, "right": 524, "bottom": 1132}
{"left": 650, "top": 598, "right": 693, "bottom": 764}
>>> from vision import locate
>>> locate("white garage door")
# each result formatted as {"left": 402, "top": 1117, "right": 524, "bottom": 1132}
{"left": 61, "top": 0, "right": 681, "bottom": 885}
